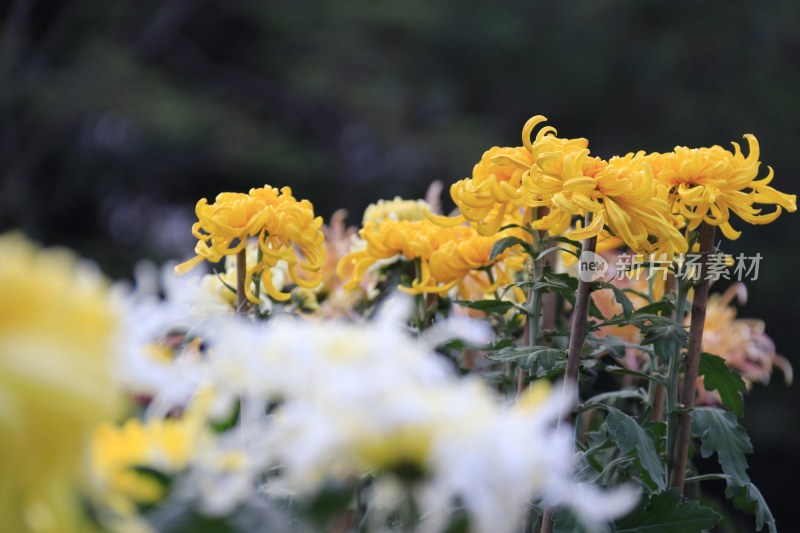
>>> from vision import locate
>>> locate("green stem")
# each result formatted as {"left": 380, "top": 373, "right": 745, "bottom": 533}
{"left": 665, "top": 275, "right": 688, "bottom": 465}
{"left": 518, "top": 208, "right": 544, "bottom": 395}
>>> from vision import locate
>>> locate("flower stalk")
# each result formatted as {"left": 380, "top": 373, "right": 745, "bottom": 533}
{"left": 664, "top": 272, "right": 689, "bottom": 465}
{"left": 564, "top": 214, "right": 597, "bottom": 388}
{"left": 649, "top": 273, "right": 677, "bottom": 422}
{"left": 236, "top": 248, "right": 247, "bottom": 314}
{"left": 669, "top": 222, "right": 716, "bottom": 492}
{"left": 519, "top": 208, "right": 544, "bottom": 395}
{"left": 541, "top": 213, "right": 597, "bottom": 533}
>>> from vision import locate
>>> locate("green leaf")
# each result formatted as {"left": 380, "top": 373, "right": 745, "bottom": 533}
{"left": 214, "top": 269, "right": 237, "bottom": 294}
{"left": 442, "top": 506, "right": 471, "bottom": 533}
{"left": 305, "top": 481, "right": 356, "bottom": 526}
{"left": 552, "top": 509, "right": 586, "bottom": 533}
{"left": 614, "top": 489, "right": 720, "bottom": 532}
{"left": 486, "top": 345, "right": 565, "bottom": 371}
{"left": 597, "top": 311, "right": 681, "bottom": 332}
{"left": 453, "top": 299, "right": 522, "bottom": 314}
{"left": 489, "top": 236, "right": 531, "bottom": 261}
{"left": 548, "top": 235, "right": 583, "bottom": 248}
{"left": 698, "top": 353, "right": 747, "bottom": 417}
{"left": 605, "top": 407, "right": 666, "bottom": 491}
{"left": 602, "top": 364, "right": 661, "bottom": 384}
{"left": 536, "top": 245, "right": 580, "bottom": 261}
{"left": 640, "top": 323, "right": 687, "bottom": 364}
{"left": 593, "top": 281, "right": 634, "bottom": 320}
{"left": 538, "top": 271, "right": 578, "bottom": 303}
{"left": 145, "top": 495, "right": 294, "bottom": 533}
{"left": 208, "top": 397, "right": 241, "bottom": 433}
{"left": 583, "top": 389, "right": 649, "bottom": 407}
{"left": 586, "top": 333, "right": 653, "bottom": 359}
{"left": 728, "top": 481, "right": 777, "bottom": 533}
{"left": 690, "top": 407, "right": 752, "bottom": 488}
{"left": 634, "top": 300, "right": 673, "bottom": 317}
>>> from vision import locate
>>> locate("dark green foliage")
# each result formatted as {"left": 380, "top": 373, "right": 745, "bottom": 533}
{"left": 605, "top": 407, "right": 666, "bottom": 491}
{"left": 698, "top": 353, "right": 747, "bottom": 417}
{"left": 613, "top": 490, "right": 720, "bottom": 532}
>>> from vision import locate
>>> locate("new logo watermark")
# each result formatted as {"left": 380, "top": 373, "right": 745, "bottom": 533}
{"left": 578, "top": 251, "right": 608, "bottom": 282}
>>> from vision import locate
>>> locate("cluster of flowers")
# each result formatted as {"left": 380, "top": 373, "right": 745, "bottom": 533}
{"left": 433, "top": 116, "right": 793, "bottom": 254}
{"left": 0, "top": 233, "right": 635, "bottom": 533}
{"left": 1, "top": 113, "right": 795, "bottom": 533}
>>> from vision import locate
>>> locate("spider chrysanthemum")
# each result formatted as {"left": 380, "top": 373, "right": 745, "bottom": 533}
{"left": 176, "top": 186, "right": 325, "bottom": 302}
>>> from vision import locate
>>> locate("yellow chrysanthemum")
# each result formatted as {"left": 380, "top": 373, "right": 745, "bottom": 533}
{"left": 353, "top": 424, "right": 435, "bottom": 477}
{"left": 363, "top": 197, "right": 432, "bottom": 225}
{"left": 430, "top": 146, "right": 533, "bottom": 235}
{"left": 0, "top": 234, "right": 119, "bottom": 533}
{"left": 337, "top": 219, "right": 525, "bottom": 296}
{"left": 645, "top": 135, "right": 796, "bottom": 239}
{"left": 520, "top": 118, "right": 687, "bottom": 255}
{"left": 90, "top": 389, "right": 215, "bottom": 519}
{"left": 91, "top": 418, "right": 194, "bottom": 512}
{"left": 176, "top": 185, "right": 325, "bottom": 303}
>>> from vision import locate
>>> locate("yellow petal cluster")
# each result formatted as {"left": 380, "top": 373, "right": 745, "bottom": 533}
{"left": 176, "top": 186, "right": 325, "bottom": 303}
{"left": 432, "top": 146, "right": 533, "bottom": 235}
{"left": 90, "top": 416, "right": 197, "bottom": 513}
{"left": 337, "top": 218, "right": 525, "bottom": 296}
{"left": 434, "top": 115, "right": 794, "bottom": 253}
{"left": 363, "top": 196, "right": 432, "bottom": 225}
{"left": 0, "top": 233, "right": 118, "bottom": 533}
{"left": 521, "top": 118, "right": 687, "bottom": 255}
{"left": 645, "top": 135, "right": 797, "bottom": 239}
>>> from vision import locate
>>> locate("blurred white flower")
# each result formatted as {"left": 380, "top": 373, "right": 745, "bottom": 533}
{"left": 107, "top": 271, "right": 637, "bottom": 532}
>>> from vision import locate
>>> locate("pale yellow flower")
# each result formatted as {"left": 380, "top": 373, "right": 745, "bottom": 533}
{"left": 363, "top": 197, "right": 432, "bottom": 225}
{"left": 0, "top": 234, "right": 119, "bottom": 533}
{"left": 89, "top": 389, "right": 215, "bottom": 521}
{"left": 90, "top": 418, "right": 195, "bottom": 513}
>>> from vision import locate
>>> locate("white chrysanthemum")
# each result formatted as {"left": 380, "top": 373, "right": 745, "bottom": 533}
{"left": 110, "top": 262, "right": 219, "bottom": 404}
{"left": 204, "top": 300, "right": 452, "bottom": 407}
{"left": 109, "top": 286, "right": 636, "bottom": 532}
{"left": 266, "top": 373, "right": 637, "bottom": 533}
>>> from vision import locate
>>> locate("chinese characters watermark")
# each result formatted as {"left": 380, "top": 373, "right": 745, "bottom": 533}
{"left": 612, "top": 252, "right": 762, "bottom": 282}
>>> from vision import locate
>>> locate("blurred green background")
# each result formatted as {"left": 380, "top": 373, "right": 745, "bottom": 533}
{"left": 1, "top": 0, "right": 797, "bottom": 530}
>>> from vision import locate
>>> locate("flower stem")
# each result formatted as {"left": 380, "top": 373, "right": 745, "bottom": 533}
{"left": 564, "top": 215, "right": 597, "bottom": 387}
{"left": 236, "top": 248, "right": 247, "bottom": 315}
{"left": 669, "top": 222, "right": 716, "bottom": 493}
{"left": 665, "top": 274, "right": 688, "bottom": 468}
{"left": 649, "top": 273, "right": 676, "bottom": 422}
{"left": 541, "top": 213, "right": 596, "bottom": 533}
{"left": 651, "top": 380, "right": 666, "bottom": 422}
{"left": 518, "top": 207, "right": 543, "bottom": 395}
{"left": 413, "top": 259, "right": 433, "bottom": 331}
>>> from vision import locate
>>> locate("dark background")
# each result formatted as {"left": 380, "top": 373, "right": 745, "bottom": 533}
{"left": 1, "top": 0, "right": 797, "bottom": 530}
